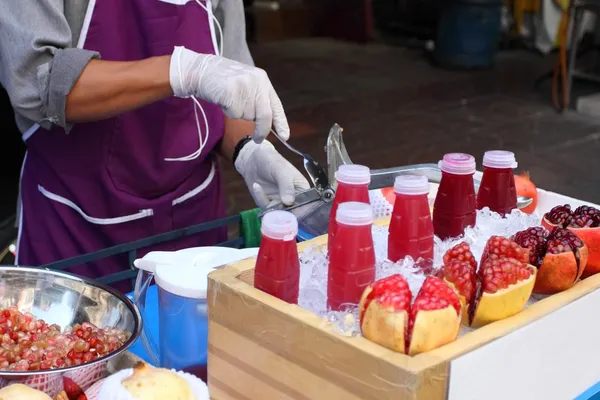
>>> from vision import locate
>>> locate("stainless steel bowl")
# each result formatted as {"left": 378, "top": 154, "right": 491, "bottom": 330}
{"left": 0, "top": 266, "right": 142, "bottom": 378}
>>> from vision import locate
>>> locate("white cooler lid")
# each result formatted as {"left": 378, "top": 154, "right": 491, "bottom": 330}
{"left": 133, "top": 246, "right": 259, "bottom": 299}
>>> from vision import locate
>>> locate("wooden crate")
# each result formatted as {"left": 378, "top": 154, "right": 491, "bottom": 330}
{"left": 207, "top": 219, "right": 600, "bottom": 400}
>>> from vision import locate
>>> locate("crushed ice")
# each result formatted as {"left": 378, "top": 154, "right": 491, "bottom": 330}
{"left": 298, "top": 208, "right": 541, "bottom": 336}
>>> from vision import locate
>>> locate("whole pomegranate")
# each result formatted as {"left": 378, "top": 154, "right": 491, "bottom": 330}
{"left": 514, "top": 172, "right": 538, "bottom": 214}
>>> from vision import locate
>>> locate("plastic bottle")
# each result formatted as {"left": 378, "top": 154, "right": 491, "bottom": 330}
{"left": 328, "top": 202, "right": 376, "bottom": 311}
{"left": 433, "top": 153, "right": 477, "bottom": 240}
{"left": 328, "top": 164, "right": 371, "bottom": 254}
{"left": 254, "top": 210, "right": 300, "bottom": 304}
{"left": 388, "top": 175, "right": 434, "bottom": 262}
{"left": 477, "top": 150, "right": 518, "bottom": 216}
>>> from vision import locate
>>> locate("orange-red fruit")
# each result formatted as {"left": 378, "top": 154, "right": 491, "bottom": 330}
{"left": 514, "top": 172, "right": 538, "bottom": 214}
{"left": 359, "top": 275, "right": 460, "bottom": 356}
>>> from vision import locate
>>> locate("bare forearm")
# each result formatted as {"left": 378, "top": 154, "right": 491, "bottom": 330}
{"left": 219, "top": 117, "right": 255, "bottom": 162}
{"left": 65, "top": 56, "right": 173, "bottom": 122}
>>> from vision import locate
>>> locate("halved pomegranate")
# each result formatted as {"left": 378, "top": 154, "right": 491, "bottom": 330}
{"left": 359, "top": 275, "right": 461, "bottom": 356}
{"left": 513, "top": 226, "right": 588, "bottom": 294}
{"left": 441, "top": 243, "right": 477, "bottom": 325}
{"left": 480, "top": 236, "right": 530, "bottom": 265}
{"left": 542, "top": 204, "right": 600, "bottom": 277}
{"left": 441, "top": 240, "right": 536, "bottom": 327}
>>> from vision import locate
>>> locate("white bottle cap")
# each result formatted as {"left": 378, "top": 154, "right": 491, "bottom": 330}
{"left": 261, "top": 210, "right": 298, "bottom": 241}
{"left": 393, "top": 175, "right": 430, "bottom": 195}
{"left": 438, "top": 153, "right": 476, "bottom": 175}
{"left": 335, "top": 202, "right": 374, "bottom": 226}
{"left": 335, "top": 164, "right": 371, "bottom": 185}
{"left": 482, "top": 150, "right": 518, "bottom": 169}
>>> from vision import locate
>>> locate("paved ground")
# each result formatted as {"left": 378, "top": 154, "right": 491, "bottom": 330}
{"left": 221, "top": 38, "right": 600, "bottom": 216}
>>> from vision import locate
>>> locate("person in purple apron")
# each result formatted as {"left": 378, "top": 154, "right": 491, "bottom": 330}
{"left": 0, "top": 0, "right": 309, "bottom": 292}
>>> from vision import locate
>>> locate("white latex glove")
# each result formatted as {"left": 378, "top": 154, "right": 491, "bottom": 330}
{"left": 170, "top": 46, "right": 289, "bottom": 143}
{"left": 235, "top": 141, "right": 310, "bottom": 209}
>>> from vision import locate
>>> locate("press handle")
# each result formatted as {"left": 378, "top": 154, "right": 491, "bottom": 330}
{"left": 134, "top": 270, "right": 161, "bottom": 366}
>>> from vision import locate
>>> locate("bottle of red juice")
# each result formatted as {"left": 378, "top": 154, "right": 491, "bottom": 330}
{"left": 433, "top": 153, "right": 477, "bottom": 240}
{"left": 388, "top": 175, "right": 434, "bottom": 262}
{"left": 328, "top": 202, "right": 376, "bottom": 311}
{"left": 476, "top": 150, "right": 518, "bottom": 216}
{"left": 328, "top": 164, "right": 371, "bottom": 254}
{"left": 254, "top": 210, "right": 300, "bottom": 304}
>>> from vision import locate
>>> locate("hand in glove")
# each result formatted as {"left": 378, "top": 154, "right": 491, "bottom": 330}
{"left": 170, "top": 46, "right": 288, "bottom": 143}
{"left": 235, "top": 141, "right": 310, "bottom": 209}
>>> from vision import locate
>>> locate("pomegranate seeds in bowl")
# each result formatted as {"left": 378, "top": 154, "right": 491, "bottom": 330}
{"left": 0, "top": 306, "right": 131, "bottom": 372}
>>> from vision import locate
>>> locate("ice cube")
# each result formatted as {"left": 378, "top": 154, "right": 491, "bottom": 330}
{"left": 297, "top": 208, "right": 541, "bottom": 318}
{"left": 324, "top": 308, "right": 360, "bottom": 337}
{"left": 298, "top": 245, "right": 328, "bottom": 316}
{"left": 372, "top": 226, "right": 389, "bottom": 260}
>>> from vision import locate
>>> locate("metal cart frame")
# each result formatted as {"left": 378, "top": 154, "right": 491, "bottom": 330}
{"left": 36, "top": 214, "right": 247, "bottom": 289}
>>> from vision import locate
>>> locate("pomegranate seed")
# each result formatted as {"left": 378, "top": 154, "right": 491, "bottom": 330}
{"left": 545, "top": 204, "right": 573, "bottom": 227}
{"left": 443, "top": 242, "right": 477, "bottom": 270}
{"left": 481, "top": 236, "right": 530, "bottom": 265}
{"left": 408, "top": 276, "right": 460, "bottom": 348}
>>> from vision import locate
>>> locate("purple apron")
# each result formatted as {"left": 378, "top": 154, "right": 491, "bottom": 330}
{"left": 16, "top": 0, "right": 227, "bottom": 292}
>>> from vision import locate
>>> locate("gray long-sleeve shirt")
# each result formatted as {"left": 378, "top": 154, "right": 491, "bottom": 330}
{"left": 0, "top": 0, "right": 253, "bottom": 135}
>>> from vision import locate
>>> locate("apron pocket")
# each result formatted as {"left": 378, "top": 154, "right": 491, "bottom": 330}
{"left": 38, "top": 185, "right": 154, "bottom": 225}
{"left": 170, "top": 161, "right": 226, "bottom": 247}
{"left": 171, "top": 162, "right": 216, "bottom": 206}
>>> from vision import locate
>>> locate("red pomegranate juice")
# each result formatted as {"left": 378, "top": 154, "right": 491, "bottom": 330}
{"left": 328, "top": 165, "right": 371, "bottom": 255}
{"left": 388, "top": 175, "right": 434, "bottom": 262}
{"left": 433, "top": 153, "right": 477, "bottom": 240}
{"left": 328, "top": 202, "right": 376, "bottom": 311}
{"left": 477, "top": 150, "right": 518, "bottom": 216}
{"left": 254, "top": 211, "right": 300, "bottom": 304}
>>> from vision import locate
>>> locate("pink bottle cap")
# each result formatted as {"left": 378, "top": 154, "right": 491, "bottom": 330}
{"left": 438, "top": 153, "right": 476, "bottom": 175}
{"left": 261, "top": 210, "right": 298, "bottom": 241}
{"left": 335, "top": 202, "right": 374, "bottom": 226}
{"left": 394, "top": 175, "right": 430, "bottom": 195}
{"left": 482, "top": 150, "right": 518, "bottom": 169}
{"left": 335, "top": 164, "right": 371, "bottom": 185}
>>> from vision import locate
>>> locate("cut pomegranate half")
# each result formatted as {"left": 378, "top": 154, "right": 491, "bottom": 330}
{"left": 480, "top": 236, "right": 530, "bottom": 266}
{"left": 514, "top": 226, "right": 588, "bottom": 294}
{"left": 359, "top": 275, "right": 460, "bottom": 356}
{"left": 542, "top": 204, "right": 600, "bottom": 278}
{"left": 441, "top": 240, "right": 536, "bottom": 328}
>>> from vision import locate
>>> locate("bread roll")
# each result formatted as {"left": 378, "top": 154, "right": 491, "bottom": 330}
{"left": 121, "top": 362, "right": 193, "bottom": 400}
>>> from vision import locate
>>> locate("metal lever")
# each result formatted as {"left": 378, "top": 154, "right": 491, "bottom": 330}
{"left": 271, "top": 129, "right": 334, "bottom": 201}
